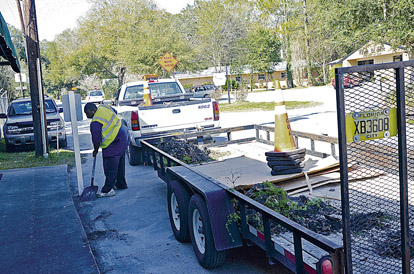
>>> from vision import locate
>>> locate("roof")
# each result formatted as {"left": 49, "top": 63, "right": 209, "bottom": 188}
{"left": 174, "top": 62, "right": 287, "bottom": 80}
{"left": 0, "top": 12, "right": 20, "bottom": 73}
{"left": 328, "top": 41, "right": 407, "bottom": 66}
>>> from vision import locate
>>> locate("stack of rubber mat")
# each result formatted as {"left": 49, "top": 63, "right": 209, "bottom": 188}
{"left": 265, "top": 148, "right": 306, "bottom": 175}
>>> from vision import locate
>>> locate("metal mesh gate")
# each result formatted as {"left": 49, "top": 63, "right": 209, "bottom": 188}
{"left": 336, "top": 61, "right": 414, "bottom": 274}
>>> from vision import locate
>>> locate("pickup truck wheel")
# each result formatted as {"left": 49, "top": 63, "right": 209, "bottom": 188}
{"left": 127, "top": 143, "right": 142, "bottom": 166}
{"left": 167, "top": 180, "right": 190, "bottom": 242}
{"left": 189, "top": 194, "right": 226, "bottom": 268}
{"left": 60, "top": 134, "right": 68, "bottom": 148}
{"left": 5, "top": 142, "right": 15, "bottom": 153}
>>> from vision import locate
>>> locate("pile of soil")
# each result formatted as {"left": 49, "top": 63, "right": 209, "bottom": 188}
{"left": 157, "top": 138, "right": 213, "bottom": 164}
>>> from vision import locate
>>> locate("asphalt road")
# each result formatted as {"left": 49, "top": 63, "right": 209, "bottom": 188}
{"left": 67, "top": 113, "right": 293, "bottom": 273}
{"left": 64, "top": 87, "right": 335, "bottom": 273}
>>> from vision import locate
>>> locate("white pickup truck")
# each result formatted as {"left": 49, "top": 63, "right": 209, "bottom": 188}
{"left": 114, "top": 78, "right": 220, "bottom": 165}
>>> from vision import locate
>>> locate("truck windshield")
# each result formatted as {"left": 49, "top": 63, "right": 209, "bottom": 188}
{"left": 9, "top": 100, "right": 57, "bottom": 116}
{"left": 89, "top": 91, "right": 103, "bottom": 96}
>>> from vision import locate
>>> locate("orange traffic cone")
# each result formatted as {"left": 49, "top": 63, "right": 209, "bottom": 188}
{"left": 273, "top": 89, "right": 296, "bottom": 152}
{"left": 143, "top": 82, "right": 153, "bottom": 106}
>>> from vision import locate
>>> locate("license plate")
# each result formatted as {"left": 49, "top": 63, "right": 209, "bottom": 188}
{"left": 346, "top": 108, "right": 397, "bottom": 143}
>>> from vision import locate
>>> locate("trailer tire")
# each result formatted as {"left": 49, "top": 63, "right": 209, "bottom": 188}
{"left": 188, "top": 194, "right": 226, "bottom": 268}
{"left": 167, "top": 180, "right": 190, "bottom": 242}
{"left": 127, "top": 143, "right": 142, "bottom": 166}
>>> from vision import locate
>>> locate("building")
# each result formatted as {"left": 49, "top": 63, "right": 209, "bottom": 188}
{"left": 329, "top": 41, "right": 414, "bottom": 75}
{"left": 174, "top": 62, "right": 287, "bottom": 89}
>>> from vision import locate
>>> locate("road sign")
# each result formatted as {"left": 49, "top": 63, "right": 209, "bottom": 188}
{"left": 158, "top": 52, "right": 178, "bottom": 73}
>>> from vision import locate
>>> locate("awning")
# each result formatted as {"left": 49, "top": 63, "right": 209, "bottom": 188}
{"left": 0, "top": 12, "right": 20, "bottom": 73}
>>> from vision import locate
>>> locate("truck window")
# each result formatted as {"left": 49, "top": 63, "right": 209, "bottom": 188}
{"left": 149, "top": 82, "right": 182, "bottom": 97}
{"left": 124, "top": 85, "right": 144, "bottom": 100}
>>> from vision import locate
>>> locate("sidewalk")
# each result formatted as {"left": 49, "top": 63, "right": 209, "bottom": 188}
{"left": 0, "top": 165, "right": 99, "bottom": 274}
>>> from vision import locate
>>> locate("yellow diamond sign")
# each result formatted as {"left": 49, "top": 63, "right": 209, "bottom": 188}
{"left": 158, "top": 52, "right": 178, "bottom": 73}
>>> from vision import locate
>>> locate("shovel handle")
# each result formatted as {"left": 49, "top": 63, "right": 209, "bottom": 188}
{"left": 91, "top": 156, "right": 97, "bottom": 187}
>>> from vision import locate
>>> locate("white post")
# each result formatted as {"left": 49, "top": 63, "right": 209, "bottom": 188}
{"left": 36, "top": 58, "right": 48, "bottom": 159}
{"left": 56, "top": 123, "right": 59, "bottom": 155}
{"left": 69, "top": 90, "right": 84, "bottom": 195}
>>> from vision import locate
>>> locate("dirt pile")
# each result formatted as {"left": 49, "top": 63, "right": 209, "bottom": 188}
{"left": 241, "top": 182, "right": 342, "bottom": 235}
{"left": 157, "top": 138, "right": 213, "bottom": 164}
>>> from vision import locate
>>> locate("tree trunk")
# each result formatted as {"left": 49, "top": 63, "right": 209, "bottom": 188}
{"left": 284, "top": 2, "right": 294, "bottom": 89}
{"left": 118, "top": 67, "right": 126, "bottom": 89}
{"left": 303, "top": 0, "right": 313, "bottom": 86}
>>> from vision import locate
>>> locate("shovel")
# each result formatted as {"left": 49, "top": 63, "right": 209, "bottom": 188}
{"left": 80, "top": 156, "right": 99, "bottom": 201}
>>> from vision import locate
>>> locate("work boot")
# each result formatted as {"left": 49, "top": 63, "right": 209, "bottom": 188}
{"left": 96, "top": 189, "right": 116, "bottom": 198}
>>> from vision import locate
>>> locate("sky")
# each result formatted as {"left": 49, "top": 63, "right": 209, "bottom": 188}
{"left": 1, "top": 0, "right": 194, "bottom": 41}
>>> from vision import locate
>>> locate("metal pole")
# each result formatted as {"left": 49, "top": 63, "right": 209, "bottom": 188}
{"left": 396, "top": 67, "right": 410, "bottom": 274}
{"left": 226, "top": 66, "right": 230, "bottom": 104}
{"left": 335, "top": 69, "right": 352, "bottom": 274}
{"left": 36, "top": 58, "right": 48, "bottom": 158}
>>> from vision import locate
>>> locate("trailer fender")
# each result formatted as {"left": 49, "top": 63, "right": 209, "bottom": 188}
{"left": 166, "top": 166, "right": 243, "bottom": 251}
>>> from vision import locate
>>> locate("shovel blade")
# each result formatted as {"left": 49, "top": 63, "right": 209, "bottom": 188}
{"left": 80, "top": 185, "right": 99, "bottom": 201}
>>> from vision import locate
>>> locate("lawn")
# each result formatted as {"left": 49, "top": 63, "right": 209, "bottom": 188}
{"left": 0, "top": 139, "right": 75, "bottom": 170}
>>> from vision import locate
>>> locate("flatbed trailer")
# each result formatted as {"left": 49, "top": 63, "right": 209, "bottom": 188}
{"left": 136, "top": 124, "right": 344, "bottom": 274}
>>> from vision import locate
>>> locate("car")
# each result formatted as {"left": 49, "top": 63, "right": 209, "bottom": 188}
{"left": 86, "top": 90, "right": 104, "bottom": 104}
{"left": 190, "top": 84, "right": 218, "bottom": 98}
{"left": 331, "top": 75, "right": 361, "bottom": 89}
{"left": 0, "top": 97, "right": 67, "bottom": 152}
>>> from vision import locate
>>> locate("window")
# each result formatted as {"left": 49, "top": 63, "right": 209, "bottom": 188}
{"left": 149, "top": 82, "right": 182, "bottom": 96}
{"left": 281, "top": 72, "right": 287, "bottom": 78}
{"left": 357, "top": 59, "right": 374, "bottom": 66}
{"left": 124, "top": 85, "right": 144, "bottom": 100}
{"left": 236, "top": 76, "right": 241, "bottom": 82}
{"left": 393, "top": 55, "right": 403, "bottom": 62}
{"left": 258, "top": 74, "right": 266, "bottom": 80}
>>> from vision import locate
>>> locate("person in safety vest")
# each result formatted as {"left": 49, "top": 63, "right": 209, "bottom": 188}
{"left": 84, "top": 103, "right": 129, "bottom": 198}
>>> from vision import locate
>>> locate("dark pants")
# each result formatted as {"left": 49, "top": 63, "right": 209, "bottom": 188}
{"left": 101, "top": 152, "right": 127, "bottom": 193}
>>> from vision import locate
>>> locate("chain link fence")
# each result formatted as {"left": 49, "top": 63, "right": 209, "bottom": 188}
{"left": 336, "top": 61, "right": 414, "bottom": 274}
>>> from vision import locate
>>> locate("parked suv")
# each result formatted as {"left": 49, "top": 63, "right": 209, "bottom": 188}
{"left": 0, "top": 98, "right": 67, "bottom": 152}
{"left": 86, "top": 90, "right": 104, "bottom": 104}
{"left": 190, "top": 84, "right": 218, "bottom": 98}
{"left": 331, "top": 75, "right": 361, "bottom": 89}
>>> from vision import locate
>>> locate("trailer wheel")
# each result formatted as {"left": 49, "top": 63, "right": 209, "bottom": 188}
{"left": 127, "top": 143, "right": 142, "bottom": 166}
{"left": 188, "top": 194, "right": 226, "bottom": 268}
{"left": 167, "top": 180, "right": 190, "bottom": 242}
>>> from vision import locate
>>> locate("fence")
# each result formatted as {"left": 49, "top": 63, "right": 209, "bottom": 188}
{"left": 336, "top": 60, "right": 414, "bottom": 274}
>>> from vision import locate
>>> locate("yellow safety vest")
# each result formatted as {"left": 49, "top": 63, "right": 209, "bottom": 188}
{"left": 92, "top": 105, "right": 121, "bottom": 148}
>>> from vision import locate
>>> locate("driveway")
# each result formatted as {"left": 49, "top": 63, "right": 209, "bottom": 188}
{"left": 65, "top": 87, "right": 338, "bottom": 273}
{"left": 68, "top": 116, "right": 293, "bottom": 273}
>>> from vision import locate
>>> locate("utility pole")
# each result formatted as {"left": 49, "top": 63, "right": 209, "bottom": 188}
{"left": 22, "top": 0, "right": 48, "bottom": 157}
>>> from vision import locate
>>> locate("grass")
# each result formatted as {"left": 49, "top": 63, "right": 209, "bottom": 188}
{"left": 219, "top": 101, "right": 323, "bottom": 112}
{"left": 0, "top": 139, "right": 75, "bottom": 170}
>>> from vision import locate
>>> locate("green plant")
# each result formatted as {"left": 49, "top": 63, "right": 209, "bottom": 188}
{"left": 182, "top": 84, "right": 193, "bottom": 91}
{"left": 182, "top": 155, "right": 192, "bottom": 164}
{"left": 221, "top": 79, "right": 239, "bottom": 91}
{"left": 225, "top": 212, "right": 241, "bottom": 242}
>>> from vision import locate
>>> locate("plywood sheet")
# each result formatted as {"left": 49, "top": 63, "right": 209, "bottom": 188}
{"left": 192, "top": 155, "right": 339, "bottom": 188}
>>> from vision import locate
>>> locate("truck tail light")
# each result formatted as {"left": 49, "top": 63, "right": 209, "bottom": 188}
{"left": 317, "top": 256, "right": 333, "bottom": 274}
{"left": 131, "top": 111, "right": 140, "bottom": 131}
{"left": 213, "top": 101, "right": 219, "bottom": 121}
